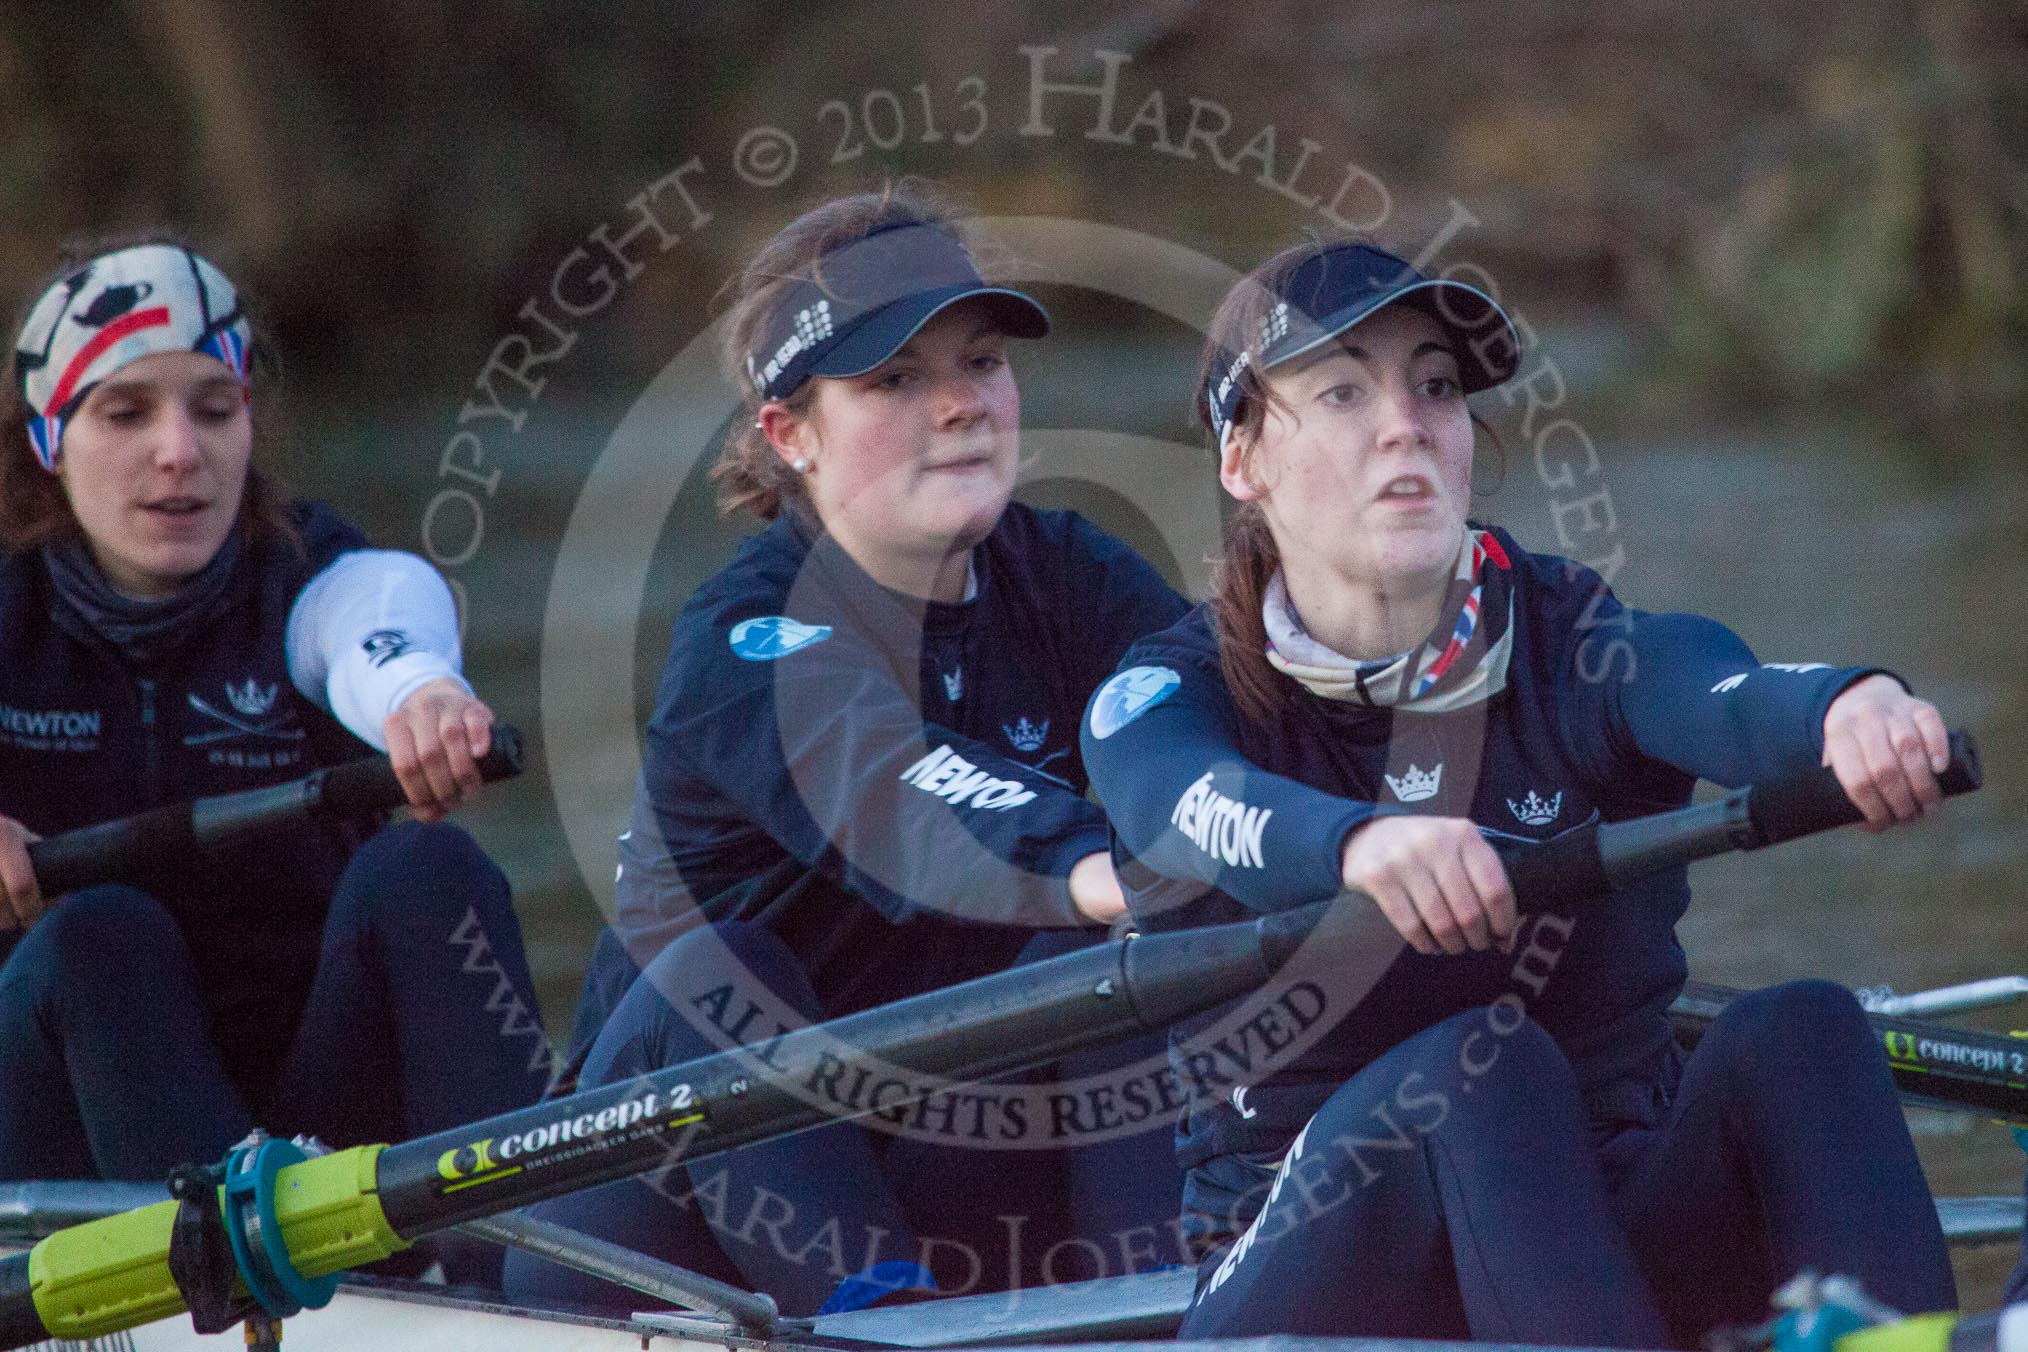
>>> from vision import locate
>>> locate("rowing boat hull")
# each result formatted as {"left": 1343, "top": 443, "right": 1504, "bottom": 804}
{"left": 14, "top": 1276, "right": 715, "bottom": 1352}
{"left": 16, "top": 1195, "right": 2026, "bottom": 1352}
{"left": 5, "top": 1192, "right": 2019, "bottom": 1352}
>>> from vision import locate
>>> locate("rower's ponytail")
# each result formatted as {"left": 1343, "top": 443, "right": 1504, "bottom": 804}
{"left": 1209, "top": 501, "right": 1288, "bottom": 733}
{"left": 1197, "top": 242, "right": 1316, "bottom": 733}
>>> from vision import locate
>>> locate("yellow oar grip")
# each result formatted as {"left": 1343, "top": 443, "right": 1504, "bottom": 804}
{"left": 1839, "top": 1313, "right": 1960, "bottom": 1352}
{"left": 30, "top": 1145, "right": 405, "bottom": 1340}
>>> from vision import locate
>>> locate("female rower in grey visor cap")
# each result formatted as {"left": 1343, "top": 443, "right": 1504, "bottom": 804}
{"left": 504, "top": 181, "right": 1190, "bottom": 1317}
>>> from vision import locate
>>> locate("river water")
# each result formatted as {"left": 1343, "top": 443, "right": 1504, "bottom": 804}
{"left": 296, "top": 324, "right": 2028, "bottom": 1306}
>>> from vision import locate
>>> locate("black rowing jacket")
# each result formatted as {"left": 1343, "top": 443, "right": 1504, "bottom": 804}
{"left": 0, "top": 502, "right": 375, "bottom": 1036}
{"left": 1080, "top": 525, "right": 1891, "bottom": 1172}
{"left": 604, "top": 503, "right": 1187, "bottom": 1023}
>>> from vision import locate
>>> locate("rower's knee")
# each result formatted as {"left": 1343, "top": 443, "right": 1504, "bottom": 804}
{"left": 1698, "top": 979, "right": 1882, "bottom": 1113}
{"left": 1730, "top": 977, "right": 1866, "bottom": 1030}
{"left": 13, "top": 885, "right": 180, "bottom": 979}
{"left": 1391, "top": 1006, "right": 1575, "bottom": 1111}
{"left": 587, "top": 924, "right": 821, "bottom": 1085}
{"left": 1710, "top": 978, "right": 1871, "bottom": 1064}
{"left": 333, "top": 820, "right": 510, "bottom": 927}
{"left": 636, "top": 922, "right": 823, "bottom": 1023}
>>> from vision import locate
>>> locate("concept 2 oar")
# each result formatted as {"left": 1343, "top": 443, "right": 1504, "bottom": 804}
{"left": 0, "top": 730, "right": 1981, "bottom": 1349}
{"left": 0, "top": 899, "right": 1333, "bottom": 1347}
{"left": 22, "top": 725, "right": 525, "bottom": 895}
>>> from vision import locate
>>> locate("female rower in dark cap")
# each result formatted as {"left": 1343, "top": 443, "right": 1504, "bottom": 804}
{"left": 1083, "top": 237, "right": 1958, "bottom": 1347}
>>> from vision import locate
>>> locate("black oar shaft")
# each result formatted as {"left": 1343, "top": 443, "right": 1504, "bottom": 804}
{"left": 374, "top": 903, "right": 1313, "bottom": 1234}
{"left": 24, "top": 727, "right": 524, "bottom": 895}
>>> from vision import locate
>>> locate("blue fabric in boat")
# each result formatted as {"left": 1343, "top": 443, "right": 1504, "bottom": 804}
{"left": 0, "top": 822, "right": 550, "bottom": 1186}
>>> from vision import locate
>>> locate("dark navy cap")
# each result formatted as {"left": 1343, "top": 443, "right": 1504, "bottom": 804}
{"left": 746, "top": 222, "right": 1050, "bottom": 400}
{"left": 1206, "top": 242, "right": 1520, "bottom": 445}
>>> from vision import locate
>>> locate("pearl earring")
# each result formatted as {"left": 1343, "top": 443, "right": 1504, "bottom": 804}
{"left": 792, "top": 456, "right": 811, "bottom": 473}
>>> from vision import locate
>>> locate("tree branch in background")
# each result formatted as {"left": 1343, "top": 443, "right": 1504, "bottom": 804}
{"left": 120, "top": 0, "right": 287, "bottom": 256}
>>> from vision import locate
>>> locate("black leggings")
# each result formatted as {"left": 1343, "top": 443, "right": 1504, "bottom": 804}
{"left": 1182, "top": 981, "right": 1954, "bottom": 1349}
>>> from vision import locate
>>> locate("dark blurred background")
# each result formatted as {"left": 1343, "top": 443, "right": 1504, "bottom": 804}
{"left": 7, "top": 2, "right": 2023, "bottom": 404}
{"left": 5, "top": 0, "right": 2026, "bottom": 1302}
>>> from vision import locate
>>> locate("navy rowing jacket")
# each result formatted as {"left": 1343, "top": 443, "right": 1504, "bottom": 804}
{"left": 1080, "top": 525, "right": 1887, "bottom": 1170}
{"left": 0, "top": 502, "right": 376, "bottom": 1034}
{"left": 609, "top": 503, "right": 1187, "bottom": 1021}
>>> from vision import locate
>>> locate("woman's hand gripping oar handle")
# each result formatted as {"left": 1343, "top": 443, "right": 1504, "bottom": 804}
{"left": 1494, "top": 729, "right": 1982, "bottom": 910}
{"left": 1745, "top": 728, "right": 1980, "bottom": 847}
{"left": 313, "top": 724, "right": 525, "bottom": 819}
{"left": 24, "top": 725, "right": 525, "bottom": 896}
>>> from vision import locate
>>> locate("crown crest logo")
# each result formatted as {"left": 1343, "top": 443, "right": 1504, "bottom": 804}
{"left": 1003, "top": 716, "right": 1049, "bottom": 753}
{"left": 1508, "top": 789, "right": 1562, "bottom": 827}
{"left": 1382, "top": 762, "right": 1443, "bottom": 803}
{"left": 225, "top": 678, "right": 278, "bottom": 717}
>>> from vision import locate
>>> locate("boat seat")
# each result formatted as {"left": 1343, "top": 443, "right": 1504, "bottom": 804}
{"left": 1939, "top": 1194, "right": 2027, "bottom": 1247}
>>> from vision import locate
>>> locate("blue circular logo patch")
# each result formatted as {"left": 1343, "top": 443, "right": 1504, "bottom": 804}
{"left": 1088, "top": 665, "right": 1182, "bottom": 740}
{"left": 729, "top": 616, "right": 833, "bottom": 661}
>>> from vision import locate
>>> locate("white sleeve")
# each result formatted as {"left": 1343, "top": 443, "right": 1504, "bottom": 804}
{"left": 285, "top": 550, "right": 471, "bottom": 751}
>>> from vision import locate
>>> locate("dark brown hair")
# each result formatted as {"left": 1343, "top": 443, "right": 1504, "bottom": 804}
{"left": 1196, "top": 238, "right": 1507, "bottom": 730}
{"left": 1, "top": 229, "right": 297, "bottom": 555}
{"left": 709, "top": 179, "right": 978, "bottom": 521}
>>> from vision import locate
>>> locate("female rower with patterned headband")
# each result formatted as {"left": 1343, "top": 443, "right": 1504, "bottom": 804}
{"left": 503, "top": 182, "right": 1189, "bottom": 1316}
{"left": 0, "top": 240, "right": 550, "bottom": 1264}
{"left": 1080, "top": 239, "right": 1958, "bottom": 1346}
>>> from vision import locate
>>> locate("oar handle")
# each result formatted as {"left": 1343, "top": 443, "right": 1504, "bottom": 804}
{"left": 313, "top": 723, "right": 524, "bottom": 819}
{"left": 1496, "top": 728, "right": 1982, "bottom": 909}
{"left": 1745, "top": 728, "right": 1980, "bottom": 848}
{"left": 26, "top": 807, "right": 192, "bottom": 901}
{"left": 24, "top": 725, "right": 524, "bottom": 896}
{"left": 1498, "top": 829, "right": 1610, "bottom": 910}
